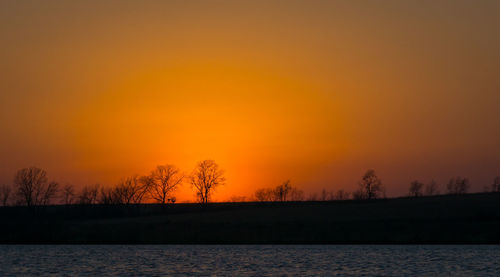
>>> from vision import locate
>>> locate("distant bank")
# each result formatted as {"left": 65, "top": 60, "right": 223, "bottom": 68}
{"left": 1, "top": 193, "right": 500, "bottom": 244}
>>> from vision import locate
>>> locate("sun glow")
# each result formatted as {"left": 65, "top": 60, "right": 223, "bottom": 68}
{"left": 67, "top": 60, "right": 345, "bottom": 201}
{"left": 1, "top": 1, "right": 498, "bottom": 201}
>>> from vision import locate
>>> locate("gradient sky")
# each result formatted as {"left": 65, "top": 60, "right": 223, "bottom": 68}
{"left": 0, "top": 0, "right": 499, "bottom": 201}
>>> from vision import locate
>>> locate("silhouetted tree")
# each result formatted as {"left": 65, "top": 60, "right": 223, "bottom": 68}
{"left": 255, "top": 183, "right": 303, "bottom": 202}
{"left": 113, "top": 176, "right": 149, "bottom": 204}
{"left": 61, "top": 183, "right": 76, "bottom": 205}
{"left": 79, "top": 184, "right": 100, "bottom": 204}
{"left": 255, "top": 188, "right": 274, "bottom": 202}
{"left": 274, "top": 180, "right": 292, "bottom": 201}
{"left": 13, "top": 167, "right": 59, "bottom": 206}
{"left": 190, "top": 160, "right": 225, "bottom": 204}
{"left": 99, "top": 186, "right": 117, "bottom": 204}
{"left": 307, "top": 193, "right": 319, "bottom": 201}
{"left": 41, "top": 182, "right": 59, "bottom": 206}
{"left": 290, "top": 187, "right": 305, "bottom": 201}
{"left": 254, "top": 188, "right": 265, "bottom": 202}
{"left": 425, "top": 180, "right": 439, "bottom": 196}
{"left": 229, "top": 196, "right": 246, "bottom": 202}
{"left": 446, "top": 177, "right": 470, "bottom": 195}
{"left": 148, "top": 165, "right": 183, "bottom": 204}
{"left": 0, "top": 184, "right": 11, "bottom": 206}
{"left": 335, "top": 189, "right": 350, "bottom": 200}
{"left": 492, "top": 177, "right": 500, "bottom": 192}
{"left": 409, "top": 180, "right": 424, "bottom": 197}
{"left": 320, "top": 189, "right": 330, "bottom": 201}
{"left": 355, "top": 169, "right": 383, "bottom": 200}
{"left": 352, "top": 189, "right": 364, "bottom": 200}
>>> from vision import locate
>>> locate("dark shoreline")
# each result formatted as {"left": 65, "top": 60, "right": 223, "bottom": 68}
{"left": 2, "top": 193, "right": 500, "bottom": 244}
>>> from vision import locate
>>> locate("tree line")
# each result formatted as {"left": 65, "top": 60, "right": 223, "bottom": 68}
{"left": 0, "top": 165, "right": 499, "bottom": 206}
{"left": 253, "top": 169, "right": 386, "bottom": 202}
{"left": 0, "top": 160, "right": 224, "bottom": 207}
{"left": 253, "top": 170, "right": 500, "bottom": 202}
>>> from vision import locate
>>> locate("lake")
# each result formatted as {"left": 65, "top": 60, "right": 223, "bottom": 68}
{"left": 0, "top": 245, "right": 499, "bottom": 276}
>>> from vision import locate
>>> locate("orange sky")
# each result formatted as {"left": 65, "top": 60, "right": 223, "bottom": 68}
{"left": 0, "top": 1, "right": 499, "bottom": 201}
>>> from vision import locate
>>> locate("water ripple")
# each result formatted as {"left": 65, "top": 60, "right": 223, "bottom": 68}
{"left": 0, "top": 245, "right": 499, "bottom": 276}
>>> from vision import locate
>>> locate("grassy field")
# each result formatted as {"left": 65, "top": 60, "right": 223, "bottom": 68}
{"left": 1, "top": 193, "right": 500, "bottom": 244}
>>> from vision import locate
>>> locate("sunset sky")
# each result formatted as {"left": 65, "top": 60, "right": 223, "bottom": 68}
{"left": 0, "top": 1, "right": 499, "bottom": 202}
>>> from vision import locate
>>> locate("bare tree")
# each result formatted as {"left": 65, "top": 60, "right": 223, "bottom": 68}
{"left": 13, "top": 167, "right": 59, "bottom": 206}
{"left": 99, "top": 186, "right": 117, "bottom": 205}
{"left": 274, "top": 180, "right": 292, "bottom": 202}
{"left": 254, "top": 188, "right": 265, "bottom": 202}
{"left": 41, "top": 182, "right": 59, "bottom": 206}
{"left": 255, "top": 188, "right": 273, "bottom": 202}
{"left": 307, "top": 192, "right": 319, "bottom": 201}
{"left": 320, "top": 189, "right": 329, "bottom": 201}
{"left": 229, "top": 196, "right": 246, "bottom": 202}
{"left": 255, "top": 184, "right": 303, "bottom": 202}
{"left": 114, "top": 176, "right": 149, "bottom": 204}
{"left": 0, "top": 184, "right": 11, "bottom": 206}
{"left": 79, "top": 184, "right": 100, "bottom": 204}
{"left": 409, "top": 180, "right": 424, "bottom": 197}
{"left": 356, "top": 169, "right": 383, "bottom": 200}
{"left": 352, "top": 189, "right": 365, "bottom": 200}
{"left": 446, "top": 177, "right": 470, "bottom": 195}
{"left": 61, "top": 184, "right": 76, "bottom": 205}
{"left": 492, "top": 177, "right": 500, "bottom": 192}
{"left": 425, "top": 180, "right": 439, "bottom": 196}
{"left": 290, "top": 187, "right": 305, "bottom": 201}
{"left": 335, "top": 189, "right": 350, "bottom": 200}
{"left": 14, "top": 167, "right": 46, "bottom": 206}
{"left": 190, "top": 160, "right": 225, "bottom": 204}
{"left": 255, "top": 188, "right": 274, "bottom": 202}
{"left": 148, "top": 165, "right": 183, "bottom": 204}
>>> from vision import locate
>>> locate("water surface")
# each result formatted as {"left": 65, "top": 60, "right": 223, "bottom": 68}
{"left": 1, "top": 245, "right": 499, "bottom": 276}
